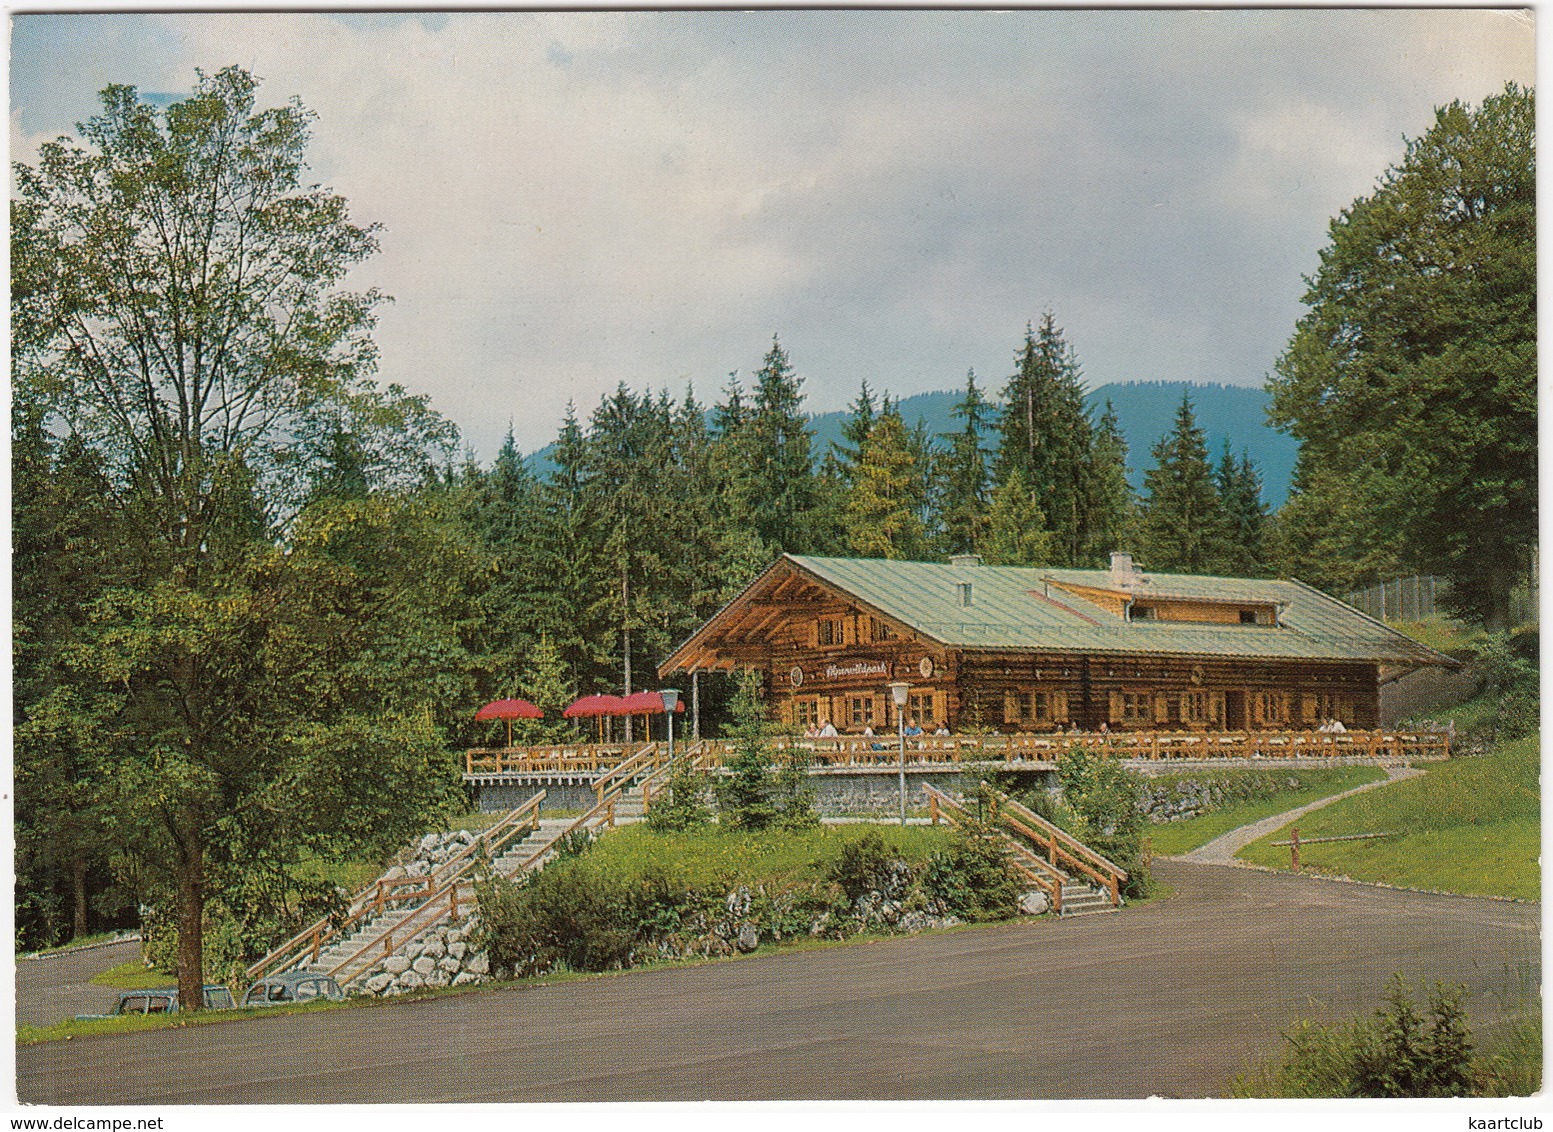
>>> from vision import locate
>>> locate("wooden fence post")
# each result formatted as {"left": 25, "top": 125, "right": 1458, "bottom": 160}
{"left": 1289, "top": 827, "right": 1301, "bottom": 873}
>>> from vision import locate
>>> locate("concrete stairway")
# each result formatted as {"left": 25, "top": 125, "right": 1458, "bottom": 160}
{"left": 1058, "top": 881, "right": 1119, "bottom": 918}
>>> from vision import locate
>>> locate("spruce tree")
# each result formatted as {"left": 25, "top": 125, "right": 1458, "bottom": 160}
{"left": 936, "top": 370, "right": 993, "bottom": 557}
{"left": 1082, "top": 400, "right": 1135, "bottom": 564}
{"left": 981, "top": 466, "right": 1054, "bottom": 567}
{"left": 725, "top": 337, "right": 817, "bottom": 555}
{"left": 1215, "top": 443, "right": 1269, "bottom": 576}
{"left": 1136, "top": 394, "right": 1233, "bottom": 574}
{"left": 992, "top": 314, "right": 1095, "bottom": 566}
{"left": 845, "top": 399, "right": 929, "bottom": 560}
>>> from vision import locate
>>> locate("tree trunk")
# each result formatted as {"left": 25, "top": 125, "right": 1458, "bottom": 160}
{"left": 175, "top": 822, "right": 205, "bottom": 1014}
{"left": 71, "top": 854, "right": 89, "bottom": 941}
{"left": 622, "top": 568, "right": 633, "bottom": 743}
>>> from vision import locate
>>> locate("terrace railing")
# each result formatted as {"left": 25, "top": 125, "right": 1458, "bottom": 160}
{"left": 465, "top": 741, "right": 656, "bottom": 776}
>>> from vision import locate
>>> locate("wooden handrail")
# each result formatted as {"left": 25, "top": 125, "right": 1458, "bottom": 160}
{"left": 925, "top": 784, "right": 1065, "bottom": 912}
{"left": 592, "top": 742, "right": 662, "bottom": 803}
{"left": 248, "top": 791, "right": 546, "bottom": 981}
{"left": 990, "top": 789, "right": 1129, "bottom": 883}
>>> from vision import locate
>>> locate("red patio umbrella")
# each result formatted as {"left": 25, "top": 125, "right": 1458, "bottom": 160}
{"left": 617, "top": 690, "right": 685, "bottom": 714}
{"left": 475, "top": 698, "right": 544, "bottom": 748}
{"left": 563, "top": 694, "right": 630, "bottom": 741}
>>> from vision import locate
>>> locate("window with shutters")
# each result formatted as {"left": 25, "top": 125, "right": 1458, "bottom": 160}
{"left": 908, "top": 691, "right": 937, "bottom": 726}
{"left": 846, "top": 695, "right": 876, "bottom": 729}
{"left": 794, "top": 698, "right": 820, "bottom": 730}
{"left": 1116, "top": 691, "right": 1153, "bottom": 723}
{"left": 1255, "top": 691, "right": 1291, "bottom": 726}
{"left": 1181, "top": 690, "right": 1225, "bottom": 726}
{"left": 871, "top": 618, "right": 895, "bottom": 642}
{"left": 815, "top": 618, "right": 846, "bottom": 647}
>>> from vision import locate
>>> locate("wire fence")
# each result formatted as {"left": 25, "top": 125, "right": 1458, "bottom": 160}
{"left": 1347, "top": 574, "right": 1539, "bottom": 626}
{"left": 1345, "top": 576, "right": 1449, "bottom": 622}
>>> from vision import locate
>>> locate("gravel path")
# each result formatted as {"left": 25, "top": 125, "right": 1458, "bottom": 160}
{"left": 1175, "top": 763, "right": 1424, "bottom": 865}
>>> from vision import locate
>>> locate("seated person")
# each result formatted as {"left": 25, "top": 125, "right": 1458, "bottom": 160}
{"left": 933, "top": 723, "right": 950, "bottom": 736}
{"left": 903, "top": 718, "right": 924, "bottom": 737}
{"left": 817, "top": 719, "right": 838, "bottom": 738}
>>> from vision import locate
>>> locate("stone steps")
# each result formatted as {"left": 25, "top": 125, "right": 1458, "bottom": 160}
{"left": 1058, "top": 882, "right": 1118, "bottom": 917}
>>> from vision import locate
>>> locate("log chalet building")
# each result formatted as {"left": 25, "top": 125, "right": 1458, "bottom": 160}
{"left": 658, "top": 553, "right": 1456, "bottom": 734}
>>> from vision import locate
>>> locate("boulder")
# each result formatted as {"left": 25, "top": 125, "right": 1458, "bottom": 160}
{"left": 397, "top": 970, "right": 424, "bottom": 990}
{"left": 736, "top": 923, "right": 760, "bottom": 953}
{"left": 421, "top": 938, "right": 446, "bottom": 959}
{"left": 446, "top": 929, "right": 466, "bottom": 946}
{"left": 447, "top": 941, "right": 468, "bottom": 962}
{"left": 1018, "top": 890, "right": 1051, "bottom": 916}
{"left": 452, "top": 972, "right": 482, "bottom": 987}
{"left": 438, "top": 955, "right": 461, "bottom": 974}
{"left": 382, "top": 955, "right": 412, "bottom": 975}
{"left": 425, "top": 969, "right": 450, "bottom": 988}
{"left": 465, "top": 952, "right": 490, "bottom": 976}
{"left": 418, "top": 833, "right": 440, "bottom": 855}
{"left": 401, "top": 942, "right": 425, "bottom": 961}
{"left": 364, "top": 972, "right": 395, "bottom": 995}
{"left": 412, "top": 956, "right": 437, "bottom": 977}
{"left": 899, "top": 911, "right": 932, "bottom": 934}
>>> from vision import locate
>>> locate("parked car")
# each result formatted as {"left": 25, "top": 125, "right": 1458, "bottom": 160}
{"left": 242, "top": 970, "right": 347, "bottom": 1007}
{"left": 76, "top": 984, "right": 235, "bottom": 1020}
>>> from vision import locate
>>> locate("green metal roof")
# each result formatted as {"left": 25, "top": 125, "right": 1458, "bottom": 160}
{"left": 786, "top": 555, "right": 1455, "bottom": 666}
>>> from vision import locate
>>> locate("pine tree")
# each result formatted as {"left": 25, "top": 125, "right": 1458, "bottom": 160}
{"left": 992, "top": 314, "right": 1095, "bottom": 565}
{"left": 1136, "top": 394, "right": 1233, "bottom": 574}
{"left": 981, "top": 466, "right": 1054, "bottom": 567}
{"left": 1215, "top": 443, "right": 1269, "bottom": 576}
{"left": 513, "top": 634, "right": 577, "bottom": 744}
{"left": 845, "top": 399, "right": 929, "bottom": 560}
{"left": 936, "top": 370, "right": 993, "bottom": 556}
{"left": 1082, "top": 400, "right": 1135, "bottom": 564}
{"left": 724, "top": 336, "right": 817, "bottom": 555}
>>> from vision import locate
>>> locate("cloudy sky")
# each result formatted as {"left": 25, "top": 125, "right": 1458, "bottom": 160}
{"left": 10, "top": 9, "right": 1535, "bottom": 461}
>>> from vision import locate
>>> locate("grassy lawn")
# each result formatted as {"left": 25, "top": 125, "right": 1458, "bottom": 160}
{"left": 1236, "top": 733, "right": 1539, "bottom": 900}
{"left": 580, "top": 822, "right": 958, "bottom": 888}
{"left": 1145, "top": 766, "right": 1389, "bottom": 856}
{"left": 90, "top": 960, "right": 175, "bottom": 990}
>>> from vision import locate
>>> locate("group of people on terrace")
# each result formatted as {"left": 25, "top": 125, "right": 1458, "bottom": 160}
{"left": 802, "top": 719, "right": 952, "bottom": 740}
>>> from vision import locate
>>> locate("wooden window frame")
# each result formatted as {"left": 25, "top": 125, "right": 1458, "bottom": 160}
{"left": 846, "top": 695, "right": 876, "bottom": 729}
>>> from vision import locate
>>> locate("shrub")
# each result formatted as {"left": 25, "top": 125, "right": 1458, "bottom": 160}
{"left": 923, "top": 818, "right": 1021, "bottom": 921}
{"left": 828, "top": 830, "right": 893, "bottom": 902}
{"left": 647, "top": 762, "right": 713, "bottom": 833}
{"left": 1017, "top": 749, "right": 1153, "bottom": 899}
{"left": 1236, "top": 975, "right": 1486, "bottom": 1097}
{"left": 1473, "top": 632, "right": 1538, "bottom": 743}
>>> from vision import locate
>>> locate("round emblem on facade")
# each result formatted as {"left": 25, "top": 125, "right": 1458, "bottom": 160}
{"left": 919, "top": 656, "right": 934, "bottom": 679}
{"left": 1190, "top": 664, "right": 1206, "bottom": 685}
{"left": 789, "top": 666, "right": 804, "bottom": 687}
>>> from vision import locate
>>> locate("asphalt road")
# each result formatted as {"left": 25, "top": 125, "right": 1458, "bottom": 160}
{"left": 16, "top": 862, "right": 1537, "bottom": 1104}
{"left": 14, "top": 940, "right": 144, "bottom": 1028}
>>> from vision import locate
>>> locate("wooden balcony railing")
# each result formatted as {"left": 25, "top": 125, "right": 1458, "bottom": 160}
{"left": 465, "top": 729, "right": 1449, "bottom": 777}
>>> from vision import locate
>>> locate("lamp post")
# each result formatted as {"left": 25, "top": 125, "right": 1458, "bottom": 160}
{"left": 660, "top": 689, "right": 680, "bottom": 760}
{"left": 888, "top": 681, "right": 910, "bottom": 826}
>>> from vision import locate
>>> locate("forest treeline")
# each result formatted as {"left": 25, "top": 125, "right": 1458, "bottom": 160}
{"left": 12, "top": 69, "right": 1533, "bottom": 976}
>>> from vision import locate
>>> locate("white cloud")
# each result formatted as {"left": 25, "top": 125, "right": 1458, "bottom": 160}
{"left": 13, "top": 9, "right": 1534, "bottom": 457}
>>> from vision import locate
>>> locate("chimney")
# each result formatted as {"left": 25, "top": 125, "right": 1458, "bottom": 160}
{"left": 950, "top": 554, "right": 983, "bottom": 569}
{"left": 1110, "top": 552, "right": 1138, "bottom": 586}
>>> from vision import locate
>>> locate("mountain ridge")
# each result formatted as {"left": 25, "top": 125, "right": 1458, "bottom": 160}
{"left": 525, "top": 380, "right": 1299, "bottom": 508}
